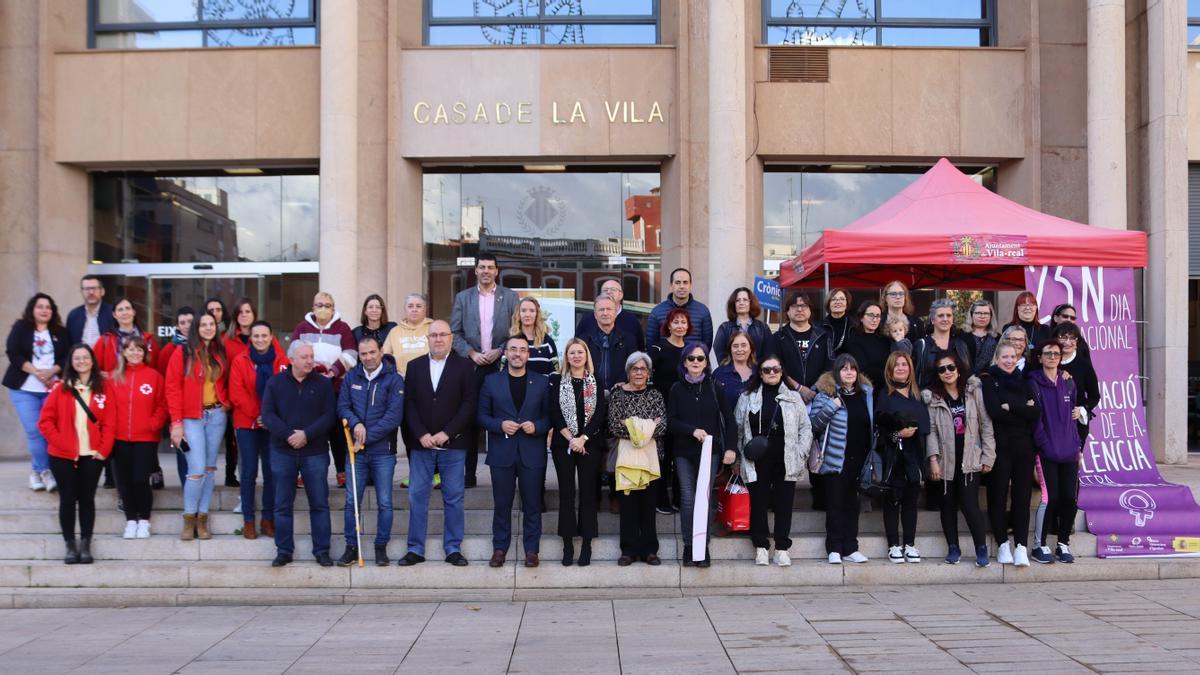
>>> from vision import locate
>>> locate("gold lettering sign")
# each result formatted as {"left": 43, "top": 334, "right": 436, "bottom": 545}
{"left": 411, "top": 100, "right": 664, "bottom": 125}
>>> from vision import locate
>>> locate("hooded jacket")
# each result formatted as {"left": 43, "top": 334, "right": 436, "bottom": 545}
{"left": 807, "top": 371, "right": 874, "bottom": 475}
{"left": 922, "top": 376, "right": 996, "bottom": 482}
{"left": 290, "top": 311, "right": 357, "bottom": 383}
{"left": 337, "top": 358, "right": 406, "bottom": 455}
{"left": 111, "top": 363, "right": 169, "bottom": 442}
{"left": 381, "top": 317, "right": 433, "bottom": 376}
{"left": 1029, "top": 369, "right": 1081, "bottom": 462}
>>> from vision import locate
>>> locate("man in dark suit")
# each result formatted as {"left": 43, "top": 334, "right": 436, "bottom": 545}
{"left": 449, "top": 252, "right": 521, "bottom": 488}
{"left": 398, "top": 320, "right": 476, "bottom": 567}
{"left": 65, "top": 274, "right": 114, "bottom": 347}
{"left": 478, "top": 334, "right": 551, "bottom": 568}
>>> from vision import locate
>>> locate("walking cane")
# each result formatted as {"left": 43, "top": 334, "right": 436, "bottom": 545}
{"left": 341, "top": 419, "right": 364, "bottom": 567}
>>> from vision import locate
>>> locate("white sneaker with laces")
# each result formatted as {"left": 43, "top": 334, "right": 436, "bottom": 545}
{"left": 41, "top": 469, "right": 57, "bottom": 492}
{"left": 827, "top": 552, "right": 842, "bottom": 564}
{"left": 888, "top": 546, "right": 904, "bottom": 564}
{"left": 755, "top": 547, "right": 769, "bottom": 566}
{"left": 29, "top": 471, "right": 45, "bottom": 491}
{"left": 774, "top": 550, "right": 792, "bottom": 567}
{"left": 844, "top": 551, "right": 869, "bottom": 564}
{"left": 233, "top": 497, "right": 243, "bottom": 514}
{"left": 122, "top": 520, "right": 138, "bottom": 539}
{"left": 1013, "top": 544, "right": 1030, "bottom": 567}
{"left": 904, "top": 545, "right": 921, "bottom": 563}
{"left": 997, "top": 541, "right": 1014, "bottom": 565}
{"left": 136, "top": 520, "right": 151, "bottom": 539}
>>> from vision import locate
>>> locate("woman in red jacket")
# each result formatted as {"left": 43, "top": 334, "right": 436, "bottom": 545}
{"left": 166, "top": 313, "right": 229, "bottom": 541}
{"left": 111, "top": 335, "right": 169, "bottom": 540}
{"left": 37, "top": 343, "right": 116, "bottom": 564}
{"left": 93, "top": 297, "right": 156, "bottom": 375}
{"left": 228, "top": 320, "right": 288, "bottom": 539}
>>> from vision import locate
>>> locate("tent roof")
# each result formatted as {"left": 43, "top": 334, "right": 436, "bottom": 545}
{"left": 778, "top": 158, "right": 1148, "bottom": 289}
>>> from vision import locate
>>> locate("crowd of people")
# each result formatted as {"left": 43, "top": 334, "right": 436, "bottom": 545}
{"left": 4, "top": 257, "right": 1096, "bottom": 570}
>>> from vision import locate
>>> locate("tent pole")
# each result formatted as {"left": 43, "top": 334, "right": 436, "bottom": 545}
{"left": 824, "top": 263, "right": 830, "bottom": 296}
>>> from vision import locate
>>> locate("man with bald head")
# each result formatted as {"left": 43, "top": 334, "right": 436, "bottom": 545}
{"left": 400, "top": 320, "right": 476, "bottom": 566}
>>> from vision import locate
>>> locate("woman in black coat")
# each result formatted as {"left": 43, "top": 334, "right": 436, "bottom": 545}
{"left": 1053, "top": 322, "right": 1099, "bottom": 449}
{"left": 4, "top": 293, "right": 69, "bottom": 492}
{"left": 844, "top": 301, "right": 890, "bottom": 387}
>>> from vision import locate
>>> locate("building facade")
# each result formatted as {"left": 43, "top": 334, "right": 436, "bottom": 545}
{"left": 0, "top": 0, "right": 1190, "bottom": 461}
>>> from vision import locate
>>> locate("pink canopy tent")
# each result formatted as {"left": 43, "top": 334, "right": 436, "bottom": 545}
{"left": 778, "top": 158, "right": 1148, "bottom": 290}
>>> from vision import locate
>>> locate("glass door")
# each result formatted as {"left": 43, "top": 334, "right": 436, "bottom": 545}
{"left": 147, "top": 275, "right": 266, "bottom": 341}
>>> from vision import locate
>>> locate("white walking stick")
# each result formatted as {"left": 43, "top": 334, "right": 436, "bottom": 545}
{"left": 341, "top": 419, "right": 364, "bottom": 567}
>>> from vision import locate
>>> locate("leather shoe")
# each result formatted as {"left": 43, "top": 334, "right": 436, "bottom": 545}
{"left": 644, "top": 554, "right": 662, "bottom": 566}
{"left": 242, "top": 521, "right": 257, "bottom": 540}
{"left": 397, "top": 552, "right": 425, "bottom": 567}
{"left": 524, "top": 552, "right": 539, "bottom": 568}
{"left": 488, "top": 550, "right": 506, "bottom": 567}
{"left": 315, "top": 553, "right": 334, "bottom": 567}
{"left": 617, "top": 555, "right": 634, "bottom": 566}
{"left": 445, "top": 552, "right": 468, "bottom": 566}
{"left": 271, "top": 552, "right": 292, "bottom": 567}
{"left": 260, "top": 519, "right": 275, "bottom": 537}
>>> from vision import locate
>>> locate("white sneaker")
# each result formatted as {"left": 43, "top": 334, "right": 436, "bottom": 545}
{"left": 233, "top": 497, "right": 243, "bottom": 514}
{"left": 827, "top": 552, "right": 842, "bottom": 564}
{"left": 997, "top": 541, "right": 1014, "bottom": 565}
{"left": 41, "top": 469, "right": 57, "bottom": 492}
{"left": 1013, "top": 544, "right": 1030, "bottom": 567}
{"left": 904, "top": 545, "right": 921, "bottom": 563}
{"left": 122, "top": 520, "right": 138, "bottom": 539}
{"left": 29, "top": 471, "right": 45, "bottom": 491}
{"left": 888, "top": 546, "right": 905, "bottom": 564}
{"left": 844, "top": 551, "right": 869, "bottom": 564}
{"left": 136, "top": 520, "right": 151, "bottom": 539}
{"left": 755, "top": 547, "right": 769, "bottom": 566}
{"left": 774, "top": 550, "right": 792, "bottom": 567}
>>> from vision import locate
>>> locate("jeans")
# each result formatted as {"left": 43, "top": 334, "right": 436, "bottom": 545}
{"left": 407, "top": 448, "right": 466, "bottom": 556}
{"left": 112, "top": 440, "right": 156, "bottom": 520}
{"left": 182, "top": 408, "right": 226, "bottom": 514}
{"left": 9, "top": 389, "right": 49, "bottom": 471}
{"left": 236, "top": 428, "right": 274, "bottom": 523}
{"left": 270, "top": 449, "right": 331, "bottom": 557}
{"left": 49, "top": 456, "right": 103, "bottom": 539}
{"left": 345, "top": 452, "right": 397, "bottom": 548}
{"left": 675, "top": 453, "right": 721, "bottom": 548}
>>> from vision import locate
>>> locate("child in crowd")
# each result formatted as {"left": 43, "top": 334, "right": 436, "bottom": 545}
{"left": 886, "top": 316, "right": 912, "bottom": 354}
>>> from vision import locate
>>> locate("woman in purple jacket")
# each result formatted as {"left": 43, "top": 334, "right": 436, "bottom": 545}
{"left": 1028, "top": 339, "right": 1082, "bottom": 564}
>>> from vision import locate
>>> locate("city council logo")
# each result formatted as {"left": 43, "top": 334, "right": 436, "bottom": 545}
{"left": 951, "top": 235, "right": 981, "bottom": 261}
{"left": 518, "top": 186, "right": 566, "bottom": 236}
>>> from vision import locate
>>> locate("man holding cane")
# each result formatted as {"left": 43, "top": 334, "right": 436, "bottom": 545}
{"left": 336, "top": 336, "right": 405, "bottom": 566}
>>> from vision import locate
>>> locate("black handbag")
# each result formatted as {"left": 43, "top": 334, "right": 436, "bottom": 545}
{"left": 742, "top": 400, "right": 779, "bottom": 462}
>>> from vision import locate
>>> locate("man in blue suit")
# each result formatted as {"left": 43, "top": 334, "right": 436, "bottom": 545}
{"left": 478, "top": 334, "right": 551, "bottom": 568}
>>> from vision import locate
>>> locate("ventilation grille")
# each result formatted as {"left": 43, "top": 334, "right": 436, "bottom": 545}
{"left": 768, "top": 46, "right": 830, "bottom": 83}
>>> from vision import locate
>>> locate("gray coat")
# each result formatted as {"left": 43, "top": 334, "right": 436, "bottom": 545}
{"left": 449, "top": 285, "right": 521, "bottom": 358}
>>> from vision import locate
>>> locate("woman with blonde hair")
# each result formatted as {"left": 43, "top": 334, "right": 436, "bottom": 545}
{"left": 509, "top": 296, "right": 558, "bottom": 376}
{"left": 881, "top": 280, "right": 925, "bottom": 342}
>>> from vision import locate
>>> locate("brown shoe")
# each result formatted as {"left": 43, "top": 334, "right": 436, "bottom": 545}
{"left": 243, "top": 521, "right": 257, "bottom": 540}
{"left": 196, "top": 513, "right": 212, "bottom": 540}
{"left": 524, "top": 552, "right": 539, "bottom": 568}
{"left": 180, "top": 513, "right": 197, "bottom": 541}
{"left": 260, "top": 519, "right": 275, "bottom": 537}
{"left": 488, "top": 550, "right": 506, "bottom": 567}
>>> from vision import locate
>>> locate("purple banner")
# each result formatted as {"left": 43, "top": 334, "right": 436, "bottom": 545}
{"left": 1026, "top": 266, "right": 1200, "bottom": 557}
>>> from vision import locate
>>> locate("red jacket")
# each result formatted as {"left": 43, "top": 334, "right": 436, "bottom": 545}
{"left": 224, "top": 334, "right": 248, "bottom": 363}
{"left": 38, "top": 378, "right": 117, "bottom": 460}
{"left": 157, "top": 341, "right": 180, "bottom": 377}
{"left": 111, "top": 363, "right": 170, "bottom": 442}
{"left": 165, "top": 347, "right": 230, "bottom": 424}
{"left": 228, "top": 346, "right": 290, "bottom": 429}
{"left": 94, "top": 331, "right": 157, "bottom": 374}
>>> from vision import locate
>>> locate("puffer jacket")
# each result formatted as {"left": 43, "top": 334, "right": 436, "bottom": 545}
{"left": 922, "top": 376, "right": 996, "bottom": 482}
{"left": 336, "top": 359, "right": 405, "bottom": 455}
{"left": 808, "top": 371, "right": 874, "bottom": 475}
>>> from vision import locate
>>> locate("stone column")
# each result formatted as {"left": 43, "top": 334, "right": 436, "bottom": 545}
{"left": 706, "top": 0, "right": 747, "bottom": 319}
{"left": 320, "top": 2, "right": 359, "bottom": 310}
{"left": 1086, "top": 0, "right": 1127, "bottom": 229}
{"left": 1144, "top": 0, "right": 1189, "bottom": 463}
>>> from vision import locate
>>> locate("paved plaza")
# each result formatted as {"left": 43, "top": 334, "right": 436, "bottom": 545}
{"left": 3, "top": 579, "right": 1200, "bottom": 673}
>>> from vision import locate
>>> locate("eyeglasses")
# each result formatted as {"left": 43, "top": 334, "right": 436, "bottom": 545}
{"left": 313, "top": 302, "right": 333, "bottom": 309}
{"left": 1059, "top": 335, "right": 1078, "bottom": 342}
{"left": 760, "top": 366, "right": 782, "bottom": 374}
{"left": 427, "top": 332, "right": 451, "bottom": 339}
{"left": 885, "top": 291, "right": 905, "bottom": 298}
{"left": 1018, "top": 303, "right": 1037, "bottom": 309}
{"left": 1041, "top": 351, "right": 1062, "bottom": 358}
{"left": 937, "top": 364, "right": 957, "bottom": 374}
{"left": 863, "top": 313, "right": 881, "bottom": 319}
{"left": 629, "top": 365, "right": 649, "bottom": 373}
{"left": 972, "top": 311, "right": 992, "bottom": 316}
{"left": 685, "top": 355, "right": 707, "bottom": 363}
{"left": 81, "top": 286, "right": 102, "bottom": 293}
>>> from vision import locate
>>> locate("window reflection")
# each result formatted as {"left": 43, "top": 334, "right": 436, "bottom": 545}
{"left": 93, "top": 0, "right": 317, "bottom": 48}
{"left": 425, "top": 0, "right": 659, "bottom": 45}
{"left": 764, "top": 0, "right": 992, "bottom": 47}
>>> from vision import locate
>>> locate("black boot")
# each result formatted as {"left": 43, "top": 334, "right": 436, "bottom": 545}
{"left": 682, "top": 545, "right": 695, "bottom": 567}
{"left": 337, "top": 546, "right": 359, "bottom": 567}
{"left": 64, "top": 538, "right": 80, "bottom": 565}
{"left": 374, "top": 545, "right": 390, "bottom": 566}
{"left": 78, "top": 537, "right": 93, "bottom": 564}
{"left": 577, "top": 540, "right": 592, "bottom": 567}
{"left": 561, "top": 538, "right": 574, "bottom": 567}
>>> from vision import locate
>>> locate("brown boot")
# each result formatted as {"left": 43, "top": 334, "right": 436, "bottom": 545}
{"left": 243, "top": 521, "right": 257, "bottom": 540}
{"left": 181, "top": 513, "right": 197, "bottom": 541}
{"left": 260, "top": 519, "right": 275, "bottom": 537}
{"left": 196, "top": 513, "right": 212, "bottom": 540}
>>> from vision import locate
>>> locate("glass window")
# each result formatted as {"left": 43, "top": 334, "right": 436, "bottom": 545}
{"left": 764, "top": 0, "right": 994, "bottom": 47}
{"left": 423, "top": 169, "right": 662, "bottom": 321}
{"left": 92, "top": 172, "right": 319, "bottom": 264}
{"left": 1190, "top": 3, "right": 1200, "bottom": 49}
{"left": 425, "top": 0, "right": 659, "bottom": 46}
{"left": 91, "top": 0, "right": 318, "bottom": 48}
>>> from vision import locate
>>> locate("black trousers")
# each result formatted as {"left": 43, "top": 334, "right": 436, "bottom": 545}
{"left": 551, "top": 442, "right": 601, "bottom": 540}
{"left": 823, "top": 472, "right": 861, "bottom": 555}
{"left": 619, "top": 481, "right": 659, "bottom": 558}
{"left": 328, "top": 424, "right": 348, "bottom": 476}
{"left": 113, "top": 440, "right": 157, "bottom": 521}
{"left": 224, "top": 416, "right": 238, "bottom": 482}
{"left": 940, "top": 472, "right": 988, "bottom": 549}
{"left": 1041, "top": 458, "right": 1079, "bottom": 546}
{"left": 656, "top": 435, "right": 677, "bottom": 509}
{"left": 883, "top": 481, "right": 920, "bottom": 547}
{"left": 465, "top": 364, "right": 492, "bottom": 481}
{"left": 748, "top": 456, "right": 795, "bottom": 550}
{"left": 988, "top": 443, "right": 1035, "bottom": 547}
{"left": 49, "top": 456, "right": 104, "bottom": 540}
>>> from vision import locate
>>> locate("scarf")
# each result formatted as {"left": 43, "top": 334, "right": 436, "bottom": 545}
{"left": 171, "top": 331, "right": 188, "bottom": 346}
{"left": 559, "top": 373, "right": 597, "bottom": 436}
{"left": 249, "top": 345, "right": 277, "bottom": 400}
{"left": 116, "top": 327, "right": 139, "bottom": 346}
{"left": 683, "top": 372, "right": 706, "bottom": 384}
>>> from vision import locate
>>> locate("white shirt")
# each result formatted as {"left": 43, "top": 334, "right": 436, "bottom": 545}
{"left": 81, "top": 307, "right": 101, "bottom": 347}
{"left": 363, "top": 364, "right": 383, "bottom": 382}
{"left": 429, "top": 354, "right": 448, "bottom": 391}
{"left": 20, "top": 329, "right": 55, "bottom": 393}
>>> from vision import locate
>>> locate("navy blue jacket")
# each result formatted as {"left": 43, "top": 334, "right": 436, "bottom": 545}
{"left": 337, "top": 360, "right": 405, "bottom": 455}
{"left": 576, "top": 309, "right": 645, "bottom": 352}
{"left": 261, "top": 369, "right": 337, "bottom": 457}
{"left": 713, "top": 318, "right": 773, "bottom": 365}
{"left": 645, "top": 295, "right": 713, "bottom": 350}
{"left": 582, "top": 326, "right": 638, "bottom": 394}
{"left": 478, "top": 369, "right": 551, "bottom": 470}
{"left": 66, "top": 303, "right": 114, "bottom": 345}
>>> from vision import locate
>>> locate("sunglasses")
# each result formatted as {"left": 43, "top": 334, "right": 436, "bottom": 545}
{"left": 685, "top": 355, "right": 707, "bottom": 363}
{"left": 760, "top": 366, "right": 782, "bottom": 374}
{"left": 937, "top": 364, "right": 958, "bottom": 374}
{"left": 1059, "top": 314, "right": 1076, "bottom": 321}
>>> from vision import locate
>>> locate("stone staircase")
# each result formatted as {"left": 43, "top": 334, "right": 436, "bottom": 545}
{"left": 0, "top": 453, "right": 1197, "bottom": 608}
